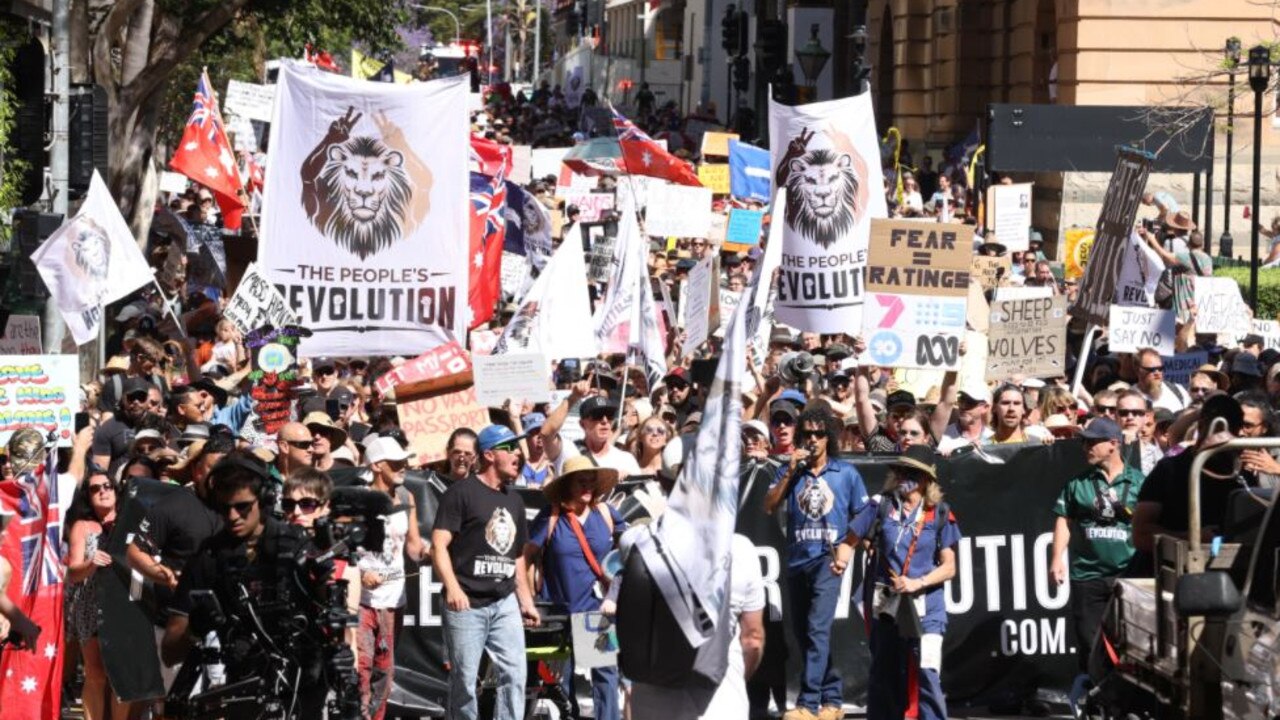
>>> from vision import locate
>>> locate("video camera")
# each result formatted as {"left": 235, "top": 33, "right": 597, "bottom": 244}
{"left": 167, "top": 487, "right": 393, "bottom": 720}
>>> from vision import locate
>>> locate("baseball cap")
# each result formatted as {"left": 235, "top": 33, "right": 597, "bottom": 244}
{"left": 521, "top": 412, "right": 547, "bottom": 433}
{"left": 664, "top": 367, "right": 690, "bottom": 385}
{"left": 122, "top": 377, "right": 157, "bottom": 398}
{"left": 1080, "top": 417, "right": 1123, "bottom": 442}
{"left": 958, "top": 381, "right": 992, "bottom": 404}
{"left": 365, "top": 436, "right": 411, "bottom": 464}
{"left": 580, "top": 395, "right": 621, "bottom": 418}
{"left": 476, "top": 424, "right": 529, "bottom": 451}
{"left": 768, "top": 399, "right": 799, "bottom": 420}
{"left": 886, "top": 389, "right": 916, "bottom": 409}
{"left": 777, "top": 389, "right": 807, "bottom": 409}
{"left": 742, "top": 419, "right": 770, "bottom": 439}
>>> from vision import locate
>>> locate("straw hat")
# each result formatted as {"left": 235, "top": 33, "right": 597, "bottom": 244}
{"left": 303, "top": 411, "right": 349, "bottom": 448}
{"left": 543, "top": 456, "right": 619, "bottom": 506}
{"left": 887, "top": 444, "right": 938, "bottom": 481}
{"left": 1194, "top": 363, "right": 1229, "bottom": 392}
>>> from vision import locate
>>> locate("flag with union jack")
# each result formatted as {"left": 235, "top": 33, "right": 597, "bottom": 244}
{"left": 170, "top": 69, "right": 247, "bottom": 231}
{"left": 469, "top": 171, "right": 507, "bottom": 328}
{"left": 609, "top": 104, "right": 702, "bottom": 187}
{"left": 0, "top": 440, "right": 64, "bottom": 720}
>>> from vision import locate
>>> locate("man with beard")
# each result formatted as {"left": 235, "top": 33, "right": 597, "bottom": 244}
{"left": 92, "top": 377, "right": 161, "bottom": 476}
{"left": 433, "top": 425, "right": 541, "bottom": 720}
{"left": 354, "top": 437, "right": 429, "bottom": 720}
{"left": 989, "top": 384, "right": 1051, "bottom": 444}
{"left": 663, "top": 368, "right": 697, "bottom": 425}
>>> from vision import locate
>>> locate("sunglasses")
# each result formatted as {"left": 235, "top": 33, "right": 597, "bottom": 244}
{"left": 315, "top": 367, "right": 337, "bottom": 376}
{"left": 797, "top": 429, "right": 827, "bottom": 440}
{"left": 643, "top": 426, "right": 669, "bottom": 437}
{"left": 1095, "top": 405, "right": 1117, "bottom": 415}
{"left": 283, "top": 439, "right": 314, "bottom": 450}
{"left": 584, "top": 411, "right": 613, "bottom": 422}
{"left": 489, "top": 442, "right": 520, "bottom": 453}
{"left": 899, "top": 428, "right": 925, "bottom": 438}
{"left": 126, "top": 392, "right": 149, "bottom": 403}
{"left": 282, "top": 498, "right": 324, "bottom": 514}
{"left": 1140, "top": 365, "right": 1164, "bottom": 374}
{"left": 216, "top": 499, "right": 258, "bottom": 518}
{"left": 1118, "top": 409, "right": 1146, "bottom": 418}
{"left": 87, "top": 482, "right": 114, "bottom": 494}
{"left": 770, "top": 414, "right": 796, "bottom": 426}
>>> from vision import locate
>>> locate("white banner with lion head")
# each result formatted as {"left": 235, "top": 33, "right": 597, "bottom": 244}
{"left": 259, "top": 63, "right": 469, "bottom": 356}
{"left": 31, "top": 171, "right": 153, "bottom": 346}
{"left": 768, "top": 92, "right": 887, "bottom": 333}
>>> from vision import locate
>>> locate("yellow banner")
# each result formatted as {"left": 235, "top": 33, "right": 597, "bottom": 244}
{"left": 351, "top": 49, "right": 414, "bottom": 84}
{"left": 1063, "top": 227, "right": 1095, "bottom": 280}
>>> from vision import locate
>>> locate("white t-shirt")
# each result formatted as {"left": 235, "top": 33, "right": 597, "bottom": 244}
{"left": 936, "top": 424, "right": 994, "bottom": 454}
{"left": 630, "top": 534, "right": 766, "bottom": 719}
{"left": 1142, "top": 381, "right": 1188, "bottom": 414}
{"left": 553, "top": 439, "right": 641, "bottom": 479}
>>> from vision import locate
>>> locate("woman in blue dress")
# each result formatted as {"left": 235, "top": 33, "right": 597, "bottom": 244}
{"left": 831, "top": 444, "right": 961, "bottom": 720}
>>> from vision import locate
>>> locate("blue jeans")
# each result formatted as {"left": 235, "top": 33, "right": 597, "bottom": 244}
{"left": 560, "top": 657, "right": 620, "bottom": 720}
{"left": 787, "top": 561, "right": 843, "bottom": 711}
{"left": 867, "top": 620, "right": 947, "bottom": 720}
{"left": 443, "top": 594, "right": 528, "bottom": 720}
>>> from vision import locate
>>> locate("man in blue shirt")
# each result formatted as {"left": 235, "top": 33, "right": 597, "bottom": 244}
{"left": 765, "top": 406, "right": 869, "bottom": 720}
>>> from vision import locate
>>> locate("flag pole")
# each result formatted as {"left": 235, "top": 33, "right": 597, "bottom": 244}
{"left": 615, "top": 354, "right": 631, "bottom": 426}
{"left": 151, "top": 277, "right": 189, "bottom": 339}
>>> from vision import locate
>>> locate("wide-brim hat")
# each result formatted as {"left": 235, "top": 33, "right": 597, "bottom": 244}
{"left": 1166, "top": 209, "right": 1197, "bottom": 232}
{"left": 888, "top": 444, "right": 938, "bottom": 481}
{"left": 543, "top": 455, "right": 619, "bottom": 506}
{"left": 1195, "top": 363, "right": 1229, "bottom": 392}
{"left": 166, "top": 438, "right": 208, "bottom": 479}
{"left": 303, "top": 411, "right": 349, "bottom": 448}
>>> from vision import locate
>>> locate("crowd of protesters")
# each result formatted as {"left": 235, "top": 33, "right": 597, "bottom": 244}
{"left": 2, "top": 83, "right": 1278, "bottom": 720}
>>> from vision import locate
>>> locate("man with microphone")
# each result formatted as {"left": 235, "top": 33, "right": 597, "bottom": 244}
{"left": 764, "top": 406, "right": 868, "bottom": 720}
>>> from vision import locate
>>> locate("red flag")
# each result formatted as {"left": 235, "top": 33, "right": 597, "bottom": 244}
{"left": 609, "top": 105, "right": 702, "bottom": 186}
{"left": 304, "top": 45, "right": 341, "bottom": 73}
{"left": 0, "top": 445, "right": 64, "bottom": 720}
{"left": 469, "top": 172, "right": 506, "bottom": 328}
{"left": 169, "top": 69, "right": 247, "bottom": 230}
{"left": 470, "top": 135, "right": 512, "bottom": 179}
{"left": 241, "top": 150, "right": 265, "bottom": 194}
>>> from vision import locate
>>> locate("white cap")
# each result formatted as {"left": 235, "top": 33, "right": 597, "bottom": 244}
{"left": 958, "top": 380, "right": 992, "bottom": 404}
{"left": 331, "top": 446, "right": 357, "bottom": 465}
{"left": 365, "top": 436, "right": 411, "bottom": 465}
{"left": 1020, "top": 378, "right": 1046, "bottom": 389}
{"left": 741, "top": 419, "right": 770, "bottom": 439}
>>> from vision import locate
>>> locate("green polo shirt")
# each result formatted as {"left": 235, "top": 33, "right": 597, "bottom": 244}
{"left": 1053, "top": 463, "right": 1146, "bottom": 581}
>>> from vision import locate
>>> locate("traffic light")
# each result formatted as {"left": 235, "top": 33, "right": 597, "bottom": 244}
{"left": 9, "top": 39, "right": 45, "bottom": 206}
{"left": 735, "top": 10, "right": 749, "bottom": 57}
{"left": 755, "top": 19, "right": 786, "bottom": 75}
{"left": 69, "top": 85, "right": 109, "bottom": 199}
{"left": 721, "top": 4, "right": 739, "bottom": 54}
{"left": 733, "top": 56, "right": 750, "bottom": 92}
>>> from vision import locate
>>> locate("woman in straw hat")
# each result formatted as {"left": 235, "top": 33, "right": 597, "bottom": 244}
{"left": 522, "top": 456, "right": 627, "bottom": 720}
{"left": 831, "top": 445, "right": 962, "bottom": 720}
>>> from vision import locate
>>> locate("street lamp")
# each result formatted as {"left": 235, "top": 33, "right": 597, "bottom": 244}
{"left": 1248, "top": 44, "right": 1270, "bottom": 311}
{"left": 794, "top": 24, "right": 830, "bottom": 88}
{"left": 409, "top": 3, "right": 462, "bottom": 45}
{"left": 1221, "top": 37, "right": 1241, "bottom": 258}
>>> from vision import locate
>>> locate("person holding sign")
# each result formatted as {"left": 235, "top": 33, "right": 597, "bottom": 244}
{"left": 832, "top": 445, "right": 962, "bottom": 720}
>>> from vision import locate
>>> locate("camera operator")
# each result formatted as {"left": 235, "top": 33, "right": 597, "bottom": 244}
{"left": 162, "top": 450, "right": 338, "bottom": 719}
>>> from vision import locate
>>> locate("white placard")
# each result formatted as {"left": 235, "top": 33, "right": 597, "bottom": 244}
{"left": 988, "top": 182, "right": 1033, "bottom": 252}
{"left": 223, "top": 261, "right": 301, "bottom": 334}
{"left": 570, "top": 611, "right": 619, "bottom": 670}
{"left": 1114, "top": 231, "right": 1163, "bottom": 307}
{"left": 509, "top": 145, "right": 533, "bottom": 185}
{"left": 645, "top": 184, "right": 713, "bottom": 238}
{"left": 560, "top": 191, "right": 615, "bottom": 223}
{"left": 1234, "top": 319, "right": 1280, "bottom": 350}
{"left": 1108, "top": 305, "right": 1175, "bottom": 355}
{"left": 1194, "top": 276, "right": 1247, "bottom": 334}
{"left": 472, "top": 352, "right": 551, "bottom": 407}
{"left": 993, "top": 285, "right": 1053, "bottom": 301}
{"left": 0, "top": 315, "right": 42, "bottom": 355}
{"left": 862, "top": 293, "right": 968, "bottom": 370}
{"left": 159, "top": 171, "right": 190, "bottom": 195}
{"left": 532, "top": 147, "right": 571, "bottom": 180}
{"left": 223, "top": 80, "right": 277, "bottom": 123}
{"left": 682, "top": 256, "right": 714, "bottom": 356}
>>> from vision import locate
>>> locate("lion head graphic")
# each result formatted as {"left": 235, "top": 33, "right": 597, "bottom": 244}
{"left": 798, "top": 478, "right": 834, "bottom": 520}
{"left": 784, "top": 148, "right": 861, "bottom": 250}
{"left": 485, "top": 507, "right": 517, "bottom": 555}
{"left": 64, "top": 216, "right": 111, "bottom": 303}
{"left": 494, "top": 301, "right": 540, "bottom": 354}
{"left": 316, "top": 135, "right": 413, "bottom": 260}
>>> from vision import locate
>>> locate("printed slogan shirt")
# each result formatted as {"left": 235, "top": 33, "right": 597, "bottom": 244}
{"left": 1054, "top": 464, "right": 1145, "bottom": 581}
{"left": 772, "top": 458, "right": 868, "bottom": 572}
{"left": 435, "top": 475, "right": 529, "bottom": 607}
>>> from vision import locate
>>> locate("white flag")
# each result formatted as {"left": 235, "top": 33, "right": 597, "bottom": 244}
{"left": 493, "top": 237, "right": 598, "bottom": 360}
{"left": 594, "top": 212, "right": 667, "bottom": 381}
{"left": 31, "top": 171, "right": 153, "bottom": 346}
{"left": 632, "top": 263, "right": 747, "bottom": 662}
{"left": 768, "top": 92, "right": 888, "bottom": 333}
{"left": 745, "top": 188, "right": 785, "bottom": 374}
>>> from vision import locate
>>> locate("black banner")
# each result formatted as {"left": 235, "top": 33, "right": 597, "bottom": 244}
{"left": 1069, "top": 147, "right": 1152, "bottom": 326}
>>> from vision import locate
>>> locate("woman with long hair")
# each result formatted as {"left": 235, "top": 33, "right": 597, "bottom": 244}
{"left": 897, "top": 408, "right": 936, "bottom": 451}
{"left": 65, "top": 469, "right": 132, "bottom": 720}
{"left": 628, "top": 416, "right": 674, "bottom": 475}
{"left": 831, "top": 445, "right": 962, "bottom": 720}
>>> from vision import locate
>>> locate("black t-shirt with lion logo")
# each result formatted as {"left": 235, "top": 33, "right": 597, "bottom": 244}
{"left": 436, "top": 475, "right": 528, "bottom": 607}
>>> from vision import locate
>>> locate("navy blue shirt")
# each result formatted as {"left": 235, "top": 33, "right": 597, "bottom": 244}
{"left": 528, "top": 504, "right": 627, "bottom": 613}
{"left": 851, "top": 495, "right": 962, "bottom": 633}
{"left": 771, "top": 458, "right": 869, "bottom": 572}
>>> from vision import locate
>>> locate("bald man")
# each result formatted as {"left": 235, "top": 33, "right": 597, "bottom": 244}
{"left": 275, "top": 422, "right": 315, "bottom": 477}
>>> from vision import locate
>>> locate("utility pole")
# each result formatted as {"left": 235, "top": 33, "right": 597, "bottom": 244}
{"left": 44, "top": 0, "right": 70, "bottom": 354}
{"left": 699, "top": 0, "right": 713, "bottom": 108}
{"left": 534, "top": 0, "right": 541, "bottom": 84}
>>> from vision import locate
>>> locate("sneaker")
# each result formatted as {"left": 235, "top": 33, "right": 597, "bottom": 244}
{"left": 782, "top": 708, "right": 819, "bottom": 720}
{"left": 817, "top": 705, "right": 844, "bottom": 720}
{"left": 1067, "top": 673, "right": 1090, "bottom": 719}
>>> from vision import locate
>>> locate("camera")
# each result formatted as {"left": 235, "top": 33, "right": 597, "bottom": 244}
{"left": 778, "top": 351, "right": 816, "bottom": 386}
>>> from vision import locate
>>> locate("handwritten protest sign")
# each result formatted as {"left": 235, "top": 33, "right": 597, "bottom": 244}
{"left": 1108, "top": 305, "right": 1175, "bottom": 355}
{"left": 697, "top": 164, "right": 730, "bottom": 194}
{"left": 555, "top": 169, "right": 599, "bottom": 198}
{"left": 1064, "top": 227, "right": 1095, "bottom": 280}
{"left": 159, "top": 171, "right": 190, "bottom": 195}
{"left": 645, "top": 184, "right": 713, "bottom": 238}
{"left": 971, "top": 255, "right": 1010, "bottom": 292}
{"left": 374, "top": 342, "right": 472, "bottom": 398}
{"left": 473, "top": 353, "right": 551, "bottom": 406}
{"left": 1233, "top": 319, "right": 1280, "bottom": 350}
{"left": 682, "top": 256, "right": 715, "bottom": 356}
{"left": 994, "top": 285, "right": 1053, "bottom": 301}
{"left": 1194, "top": 276, "right": 1247, "bottom": 334}
{"left": 0, "top": 315, "right": 41, "bottom": 355}
{"left": 725, "top": 209, "right": 765, "bottom": 246}
{"left": 222, "top": 262, "right": 300, "bottom": 335}
{"left": 0, "top": 354, "right": 78, "bottom": 447}
{"left": 985, "top": 296, "right": 1068, "bottom": 381}
{"left": 986, "top": 183, "right": 1032, "bottom": 252}
{"left": 571, "top": 611, "right": 619, "bottom": 670}
{"left": 223, "top": 80, "right": 276, "bottom": 123}
{"left": 561, "top": 192, "right": 615, "bottom": 223}
{"left": 399, "top": 388, "right": 491, "bottom": 465}
{"left": 700, "top": 132, "right": 739, "bottom": 158}
{"left": 1162, "top": 350, "right": 1208, "bottom": 388}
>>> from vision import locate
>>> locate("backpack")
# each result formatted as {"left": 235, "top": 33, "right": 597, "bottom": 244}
{"left": 534, "top": 505, "right": 615, "bottom": 593}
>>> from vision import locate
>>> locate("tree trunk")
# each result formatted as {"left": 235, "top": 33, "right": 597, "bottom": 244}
{"left": 109, "top": 84, "right": 166, "bottom": 243}
{"left": 121, "top": 0, "right": 154, "bottom": 85}
{"left": 68, "top": 0, "right": 91, "bottom": 84}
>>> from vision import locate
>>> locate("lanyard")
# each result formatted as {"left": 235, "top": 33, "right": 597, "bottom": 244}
{"left": 886, "top": 505, "right": 936, "bottom": 578}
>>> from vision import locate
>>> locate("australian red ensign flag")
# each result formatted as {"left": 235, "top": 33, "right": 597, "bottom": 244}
{"left": 0, "top": 441, "right": 64, "bottom": 720}
{"left": 610, "top": 105, "right": 702, "bottom": 187}
{"left": 170, "top": 69, "right": 247, "bottom": 230}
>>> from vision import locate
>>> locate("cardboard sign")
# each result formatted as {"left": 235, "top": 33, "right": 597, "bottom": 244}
{"left": 865, "top": 220, "right": 972, "bottom": 298}
{"left": 561, "top": 191, "right": 615, "bottom": 223}
{"left": 862, "top": 293, "right": 968, "bottom": 370}
{"left": 1063, "top": 227, "right": 1095, "bottom": 280}
{"left": 985, "top": 296, "right": 1068, "bottom": 381}
{"left": 1162, "top": 350, "right": 1208, "bottom": 388}
{"left": 223, "top": 262, "right": 301, "bottom": 335}
{"left": 725, "top": 209, "right": 765, "bottom": 246}
{"left": 1108, "top": 305, "right": 1175, "bottom": 355}
{"left": 0, "top": 354, "right": 79, "bottom": 447}
{"left": 375, "top": 342, "right": 472, "bottom": 398}
{"left": 223, "top": 80, "right": 277, "bottom": 123}
{"left": 994, "top": 285, "right": 1053, "bottom": 301}
{"left": 682, "top": 256, "right": 715, "bottom": 355}
{"left": 967, "top": 282, "right": 990, "bottom": 333}
{"left": 571, "top": 611, "right": 619, "bottom": 670}
{"left": 1194, "top": 277, "right": 1247, "bottom": 334}
{"left": 509, "top": 145, "right": 533, "bottom": 185}
{"left": 645, "top": 184, "right": 713, "bottom": 238}
{"left": 971, "top": 255, "right": 1010, "bottom": 292}
{"left": 399, "top": 387, "right": 490, "bottom": 465}
{"left": 1233, "top": 319, "right": 1280, "bottom": 350}
{"left": 700, "top": 132, "right": 740, "bottom": 158}
{"left": 986, "top": 183, "right": 1033, "bottom": 252}
{"left": 1070, "top": 150, "right": 1151, "bottom": 326}
{"left": 472, "top": 353, "right": 551, "bottom": 407}
{"left": 0, "top": 315, "right": 41, "bottom": 355}
{"left": 697, "top": 164, "right": 730, "bottom": 194}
